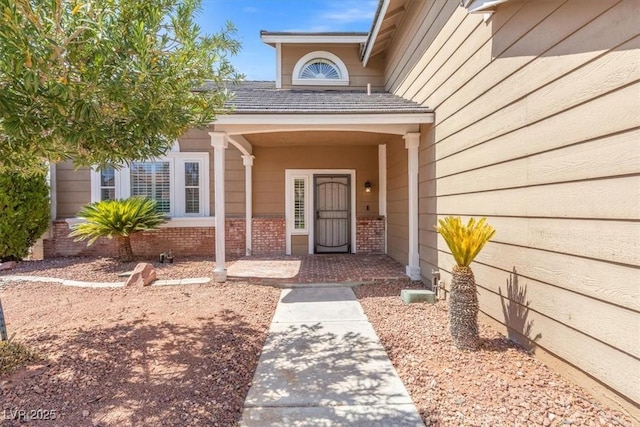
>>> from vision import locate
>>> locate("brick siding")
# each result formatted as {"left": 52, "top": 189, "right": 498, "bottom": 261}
{"left": 356, "top": 216, "right": 385, "bottom": 254}
{"left": 43, "top": 216, "right": 383, "bottom": 258}
{"left": 251, "top": 217, "right": 286, "bottom": 255}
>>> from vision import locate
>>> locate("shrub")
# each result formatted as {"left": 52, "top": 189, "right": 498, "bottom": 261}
{"left": 0, "top": 340, "right": 40, "bottom": 376}
{"left": 70, "top": 197, "right": 167, "bottom": 262}
{"left": 0, "top": 172, "right": 50, "bottom": 262}
{"left": 435, "top": 217, "right": 495, "bottom": 350}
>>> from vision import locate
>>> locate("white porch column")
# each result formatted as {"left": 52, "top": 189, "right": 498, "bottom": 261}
{"left": 275, "top": 43, "right": 282, "bottom": 89}
{"left": 404, "top": 132, "right": 421, "bottom": 281}
{"left": 378, "top": 144, "right": 387, "bottom": 253}
{"left": 210, "top": 132, "right": 228, "bottom": 282}
{"left": 242, "top": 155, "right": 254, "bottom": 256}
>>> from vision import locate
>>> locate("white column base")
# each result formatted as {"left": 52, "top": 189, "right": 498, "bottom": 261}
{"left": 406, "top": 265, "right": 422, "bottom": 281}
{"left": 213, "top": 268, "right": 227, "bottom": 283}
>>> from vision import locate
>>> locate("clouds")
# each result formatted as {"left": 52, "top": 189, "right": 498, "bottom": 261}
{"left": 319, "top": 1, "right": 378, "bottom": 24}
{"left": 197, "top": 0, "right": 379, "bottom": 80}
{"left": 284, "top": 0, "right": 377, "bottom": 32}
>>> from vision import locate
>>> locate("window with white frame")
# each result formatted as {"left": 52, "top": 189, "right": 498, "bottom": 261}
{"left": 292, "top": 51, "right": 349, "bottom": 86}
{"left": 184, "top": 162, "right": 201, "bottom": 214}
{"left": 99, "top": 168, "right": 116, "bottom": 201}
{"left": 293, "top": 177, "right": 306, "bottom": 230}
{"left": 287, "top": 174, "right": 308, "bottom": 234}
{"left": 90, "top": 153, "right": 210, "bottom": 218}
{"left": 300, "top": 59, "right": 341, "bottom": 80}
{"left": 130, "top": 161, "right": 171, "bottom": 213}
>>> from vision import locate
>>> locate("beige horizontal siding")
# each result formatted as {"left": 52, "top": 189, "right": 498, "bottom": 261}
{"left": 386, "top": 139, "right": 409, "bottom": 265}
{"left": 387, "top": 0, "right": 640, "bottom": 414}
{"left": 281, "top": 44, "right": 385, "bottom": 90}
{"left": 54, "top": 128, "right": 244, "bottom": 218}
{"left": 291, "top": 234, "right": 309, "bottom": 256}
{"left": 179, "top": 128, "right": 217, "bottom": 215}
{"left": 169, "top": 128, "right": 247, "bottom": 216}
{"left": 250, "top": 140, "right": 380, "bottom": 217}
{"left": 434, "top": 129, "right": 640, "bottom": 191}
{"left": 435, "top": 176, "right": 639, "bottom": 219}
{"left": 225, "top": 148, "right": 246, "bottom": 216}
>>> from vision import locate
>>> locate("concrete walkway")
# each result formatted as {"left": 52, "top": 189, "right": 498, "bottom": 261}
{"left": 240, "top": 286, "right": 425, "bottom": 427}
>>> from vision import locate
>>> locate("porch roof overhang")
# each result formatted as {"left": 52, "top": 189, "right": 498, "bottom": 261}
{"left": 213, "top": 81, "right": 433, "bottom": 135}
{"left": 213, "top": 112, "right": 432, "bottom": 136}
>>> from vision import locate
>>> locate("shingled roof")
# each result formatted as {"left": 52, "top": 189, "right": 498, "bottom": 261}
{"left": 222, "top": 81, "right": 431, "bottom": 115}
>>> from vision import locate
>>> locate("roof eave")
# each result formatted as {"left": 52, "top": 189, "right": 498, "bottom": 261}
{"left": 212, "top": 112, "right": 434, "bottom": 126}
{"left": 260, "top": 31, "right": 369, "bottom": 47}
{"left": 361, "top": 0, "right": 390, "bottom": 67}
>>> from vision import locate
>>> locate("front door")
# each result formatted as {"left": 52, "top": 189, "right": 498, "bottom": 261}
{"left": 314, "top": 175, "right": 351, "bottom": 253}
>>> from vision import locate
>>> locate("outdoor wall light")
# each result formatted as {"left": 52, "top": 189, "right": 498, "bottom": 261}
{"left": 364, "top": 181, "right": 372, "bottom": 193}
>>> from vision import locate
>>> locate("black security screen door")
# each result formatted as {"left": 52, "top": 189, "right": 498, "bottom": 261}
{"left": 314, "top": 175, "right": 351, "bottom": 253}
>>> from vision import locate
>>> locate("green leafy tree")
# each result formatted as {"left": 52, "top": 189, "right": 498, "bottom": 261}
{"left": 0, "top": 0, "right": 241, "bottom": 175}
{"left": 435, "top": 217, "right": 496, "bottom": 350}
{"left": 70, "top": 197, "right": 167, "bottom": 262}
{"left": 0, "top": 172, "right": 50, "bottom": 261}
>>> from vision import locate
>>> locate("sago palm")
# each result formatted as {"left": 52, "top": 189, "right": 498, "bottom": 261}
{"left": 435, "top": 216, "right": 495, "bottom": 350}
{"left": 70, "top": 197, "right": 167, "bottom": 262}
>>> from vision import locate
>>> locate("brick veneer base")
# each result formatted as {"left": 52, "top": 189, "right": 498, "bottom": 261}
{"left": 43, "top": 221, "right": 217, "bottom": 258}
{"left": 251, "top": 217, "right": 286, "bottom": 256}
{"left": 43, "top": 216, "right": 384, "bottom": 258}
{"left": 356, "top": 216, "right": 385, "bottom": 254}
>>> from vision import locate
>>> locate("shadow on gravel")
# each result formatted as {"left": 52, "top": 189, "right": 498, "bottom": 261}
{"left": 1, "top": 309, "right": 264, "bottom": 426}
{"left": 354, "top": 281, "right": 426, "bottom": 300}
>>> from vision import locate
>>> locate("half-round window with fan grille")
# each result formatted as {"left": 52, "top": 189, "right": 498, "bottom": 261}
{"left": 292, "top": 51, "right": 349, "bottom": 86}
{"left": 300, "top": 59, "right": 341, "bottom": 80}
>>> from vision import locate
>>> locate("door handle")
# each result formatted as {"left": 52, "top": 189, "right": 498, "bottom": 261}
{"left": 316, "top": 211, "right": 320, "bottom": 219}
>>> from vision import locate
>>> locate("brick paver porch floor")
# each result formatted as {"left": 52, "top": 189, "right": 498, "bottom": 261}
{"left": 226, "top": 254, "right": 411, "bottom": 284}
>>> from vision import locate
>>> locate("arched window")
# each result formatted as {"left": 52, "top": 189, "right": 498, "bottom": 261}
{"left": 300, "top": 59, "right": 341, "bottom": 80}
{"left": 292, "top": 51, "right": 349, "bottom": 86}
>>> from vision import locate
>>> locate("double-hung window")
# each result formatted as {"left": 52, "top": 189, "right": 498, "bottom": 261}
{"left": 99, "top": 168, "right": 117, "bottom": 201}
{"left": 90, "top": 153, "right": 209, "bottom": 218}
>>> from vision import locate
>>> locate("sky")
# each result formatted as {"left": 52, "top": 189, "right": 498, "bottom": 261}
{"left": 195, "top": 0, "right": 379, "bottom": 81}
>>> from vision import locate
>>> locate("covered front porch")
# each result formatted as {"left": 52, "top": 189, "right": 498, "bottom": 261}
{"left": 209, "top": 81, "right": 434, "bottom": 282}
{"left": 225, "top": 253, "right": 411, "bottom": 285}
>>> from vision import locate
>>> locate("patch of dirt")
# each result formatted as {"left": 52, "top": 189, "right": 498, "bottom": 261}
{"left": 0, "top": 280, "right": 279, "bottom": 426}
{"left": 0, "top": 257, "right": 218, "bottom": 283}
{"left": 355, "top": 283, "right": 635, "bottom": 427}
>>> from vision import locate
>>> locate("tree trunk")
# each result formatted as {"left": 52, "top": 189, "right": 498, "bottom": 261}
{"left": 117, "top": 236, "right": 134, "bottom": 262}
{"left": 449, "top": 265, "right": 479, "bottom": 350}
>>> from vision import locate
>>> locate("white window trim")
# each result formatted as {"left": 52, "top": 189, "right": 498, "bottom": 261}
{"left": 285, "top": 169, "right": 356, "bottom": 255}
{"left": 287, "top": 175, "right": 309, "bottom": 235}
{"left": 292, "top": 51, "right": 350, "bottom": 86}
{"left": 90, "top": 152, "right": 210, "bottom": 218}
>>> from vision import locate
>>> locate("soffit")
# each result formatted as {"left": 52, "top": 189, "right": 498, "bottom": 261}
{"left": 244, "top": 131, "right": 397, "bottom": 147}
{"left": 363, "top": 0, "right": 409, "bottom": 63}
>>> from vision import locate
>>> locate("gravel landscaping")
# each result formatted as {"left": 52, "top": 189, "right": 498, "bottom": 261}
{"left": 355, "top": 283, "right": 635, "bottom": 427}
{"left": 0, "top": 257, "right": 635, "bottom": 426}
{"left": 0, "top": 256, "right": 217, "bottom": 283}
{"left": 0, "top": 280, "right": 279, "bottom": 426}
